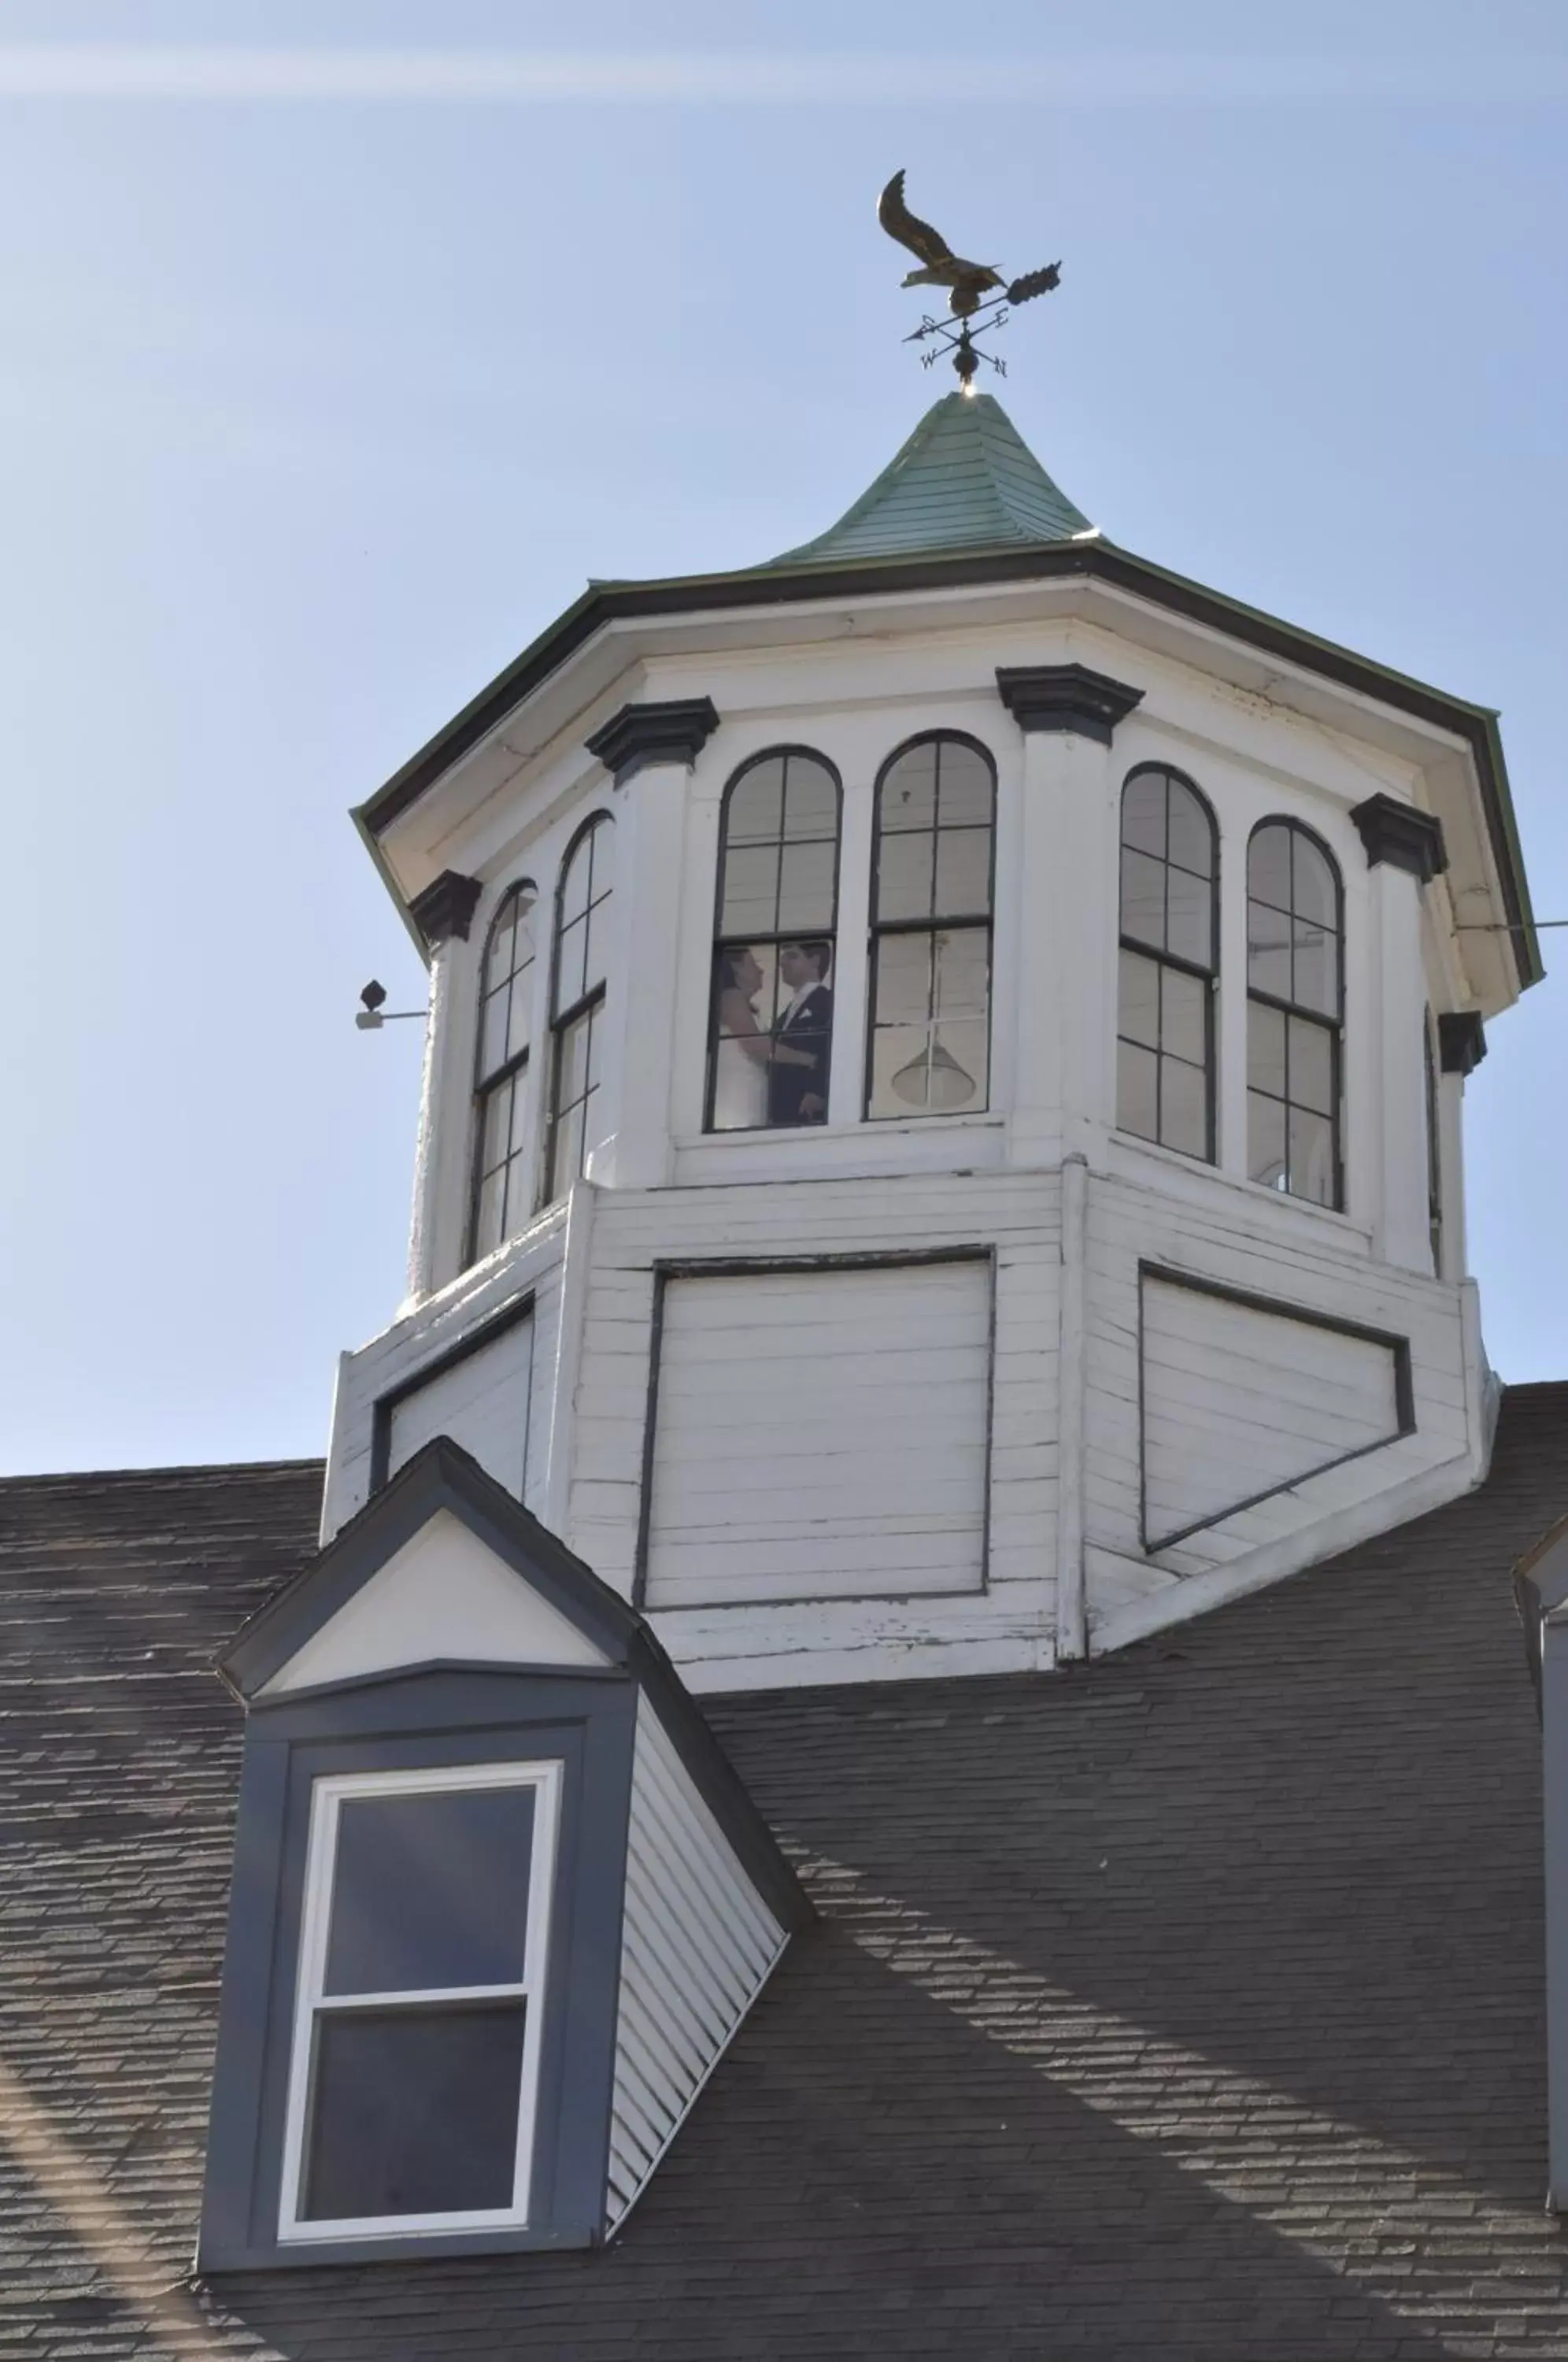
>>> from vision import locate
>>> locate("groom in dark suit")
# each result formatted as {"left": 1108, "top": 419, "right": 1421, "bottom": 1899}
{"left": 768, "top": 941, "right": 834, "bottom": 1126}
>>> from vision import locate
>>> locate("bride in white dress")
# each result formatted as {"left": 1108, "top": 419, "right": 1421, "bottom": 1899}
{"left": 711, "top": 948, "right": 774, "bottom": 1131}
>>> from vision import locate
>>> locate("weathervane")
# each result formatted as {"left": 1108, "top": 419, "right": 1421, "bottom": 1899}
{"left": 878, "top": 170, "right": 1060, "bottom": 392}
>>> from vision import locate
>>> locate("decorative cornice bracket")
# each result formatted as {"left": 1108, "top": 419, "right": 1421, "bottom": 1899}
{"left": 586, "top": 697, "right": 720, "bottom": 785}
{"left": 1438, "top": 1010, "right": 1487, "bottom": 1076}
{"left": 995, "top": 663, "right": 1145, "bottom": 745}
{"left": 1351, "top": 793, "right": 1448, "bottom": 883}
{"left": 409, "top": 869, "right": 483, "bottom": 948}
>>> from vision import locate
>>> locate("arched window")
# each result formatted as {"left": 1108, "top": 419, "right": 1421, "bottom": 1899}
{"left": 545, "top": 814, "right": 614, "bottom": 1199}
{"left": 1115, "top": 766, "right": 1218, "bottom": 1161}
{"left": 1246, "top": 819, "right": 1343, "bottom": 1208}
{"left": 470, "top": 880, "right": 538, "bottom": 1261}
{"left": 708, "top": 749, "right": 841, "bottom": 1131}
{"left": 866, "top": 733, "right": 994, "bottom": 1120}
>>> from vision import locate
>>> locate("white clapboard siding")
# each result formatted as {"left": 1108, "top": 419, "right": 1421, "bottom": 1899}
{"left": 605, "top": 1703, "right": 786, "bottom": 2230}
{"left": 644, "top": 1260, "right": 991, "bottom": 1609}
{"left": 1141, "top": 1274, "right": 1401, "bottom": 1549}
{"left": 386, "top": 1313, "right": 534, "bottom": 1499}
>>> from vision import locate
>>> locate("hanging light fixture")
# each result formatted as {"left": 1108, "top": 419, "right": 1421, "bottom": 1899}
{"left": 892, "top": 1036, "right": 976, "bottom": 1110}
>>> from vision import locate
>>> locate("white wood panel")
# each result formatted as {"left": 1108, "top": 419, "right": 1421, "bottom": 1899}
{"left": 1141, "top": 1273, "right": 1401, "bottom": 1549}
{"left": 645, "top": 1260, "right": 991, "bottom": 1609}
{"left": 606, "top": 1705, "right": 785, "bottom": 2231}
{"left": 386, "top": 1311, "right": 535, "bottom": 1500}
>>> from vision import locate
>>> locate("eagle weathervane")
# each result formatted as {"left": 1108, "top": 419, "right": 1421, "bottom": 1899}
{"left": 878, "top": 169, "right": 1060, "bottom": 391}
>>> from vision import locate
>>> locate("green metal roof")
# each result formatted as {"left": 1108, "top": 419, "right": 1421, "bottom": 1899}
{"left": 771, "top": 390, "right": 1093, "bottom": 565}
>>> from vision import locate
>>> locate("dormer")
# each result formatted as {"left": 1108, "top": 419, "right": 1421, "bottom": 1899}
{"left": 198, "top": 1438, "right": 806, "bottom": 2269}
{"left": 323, "top": 387, "right": 1540, "bottom": 1692}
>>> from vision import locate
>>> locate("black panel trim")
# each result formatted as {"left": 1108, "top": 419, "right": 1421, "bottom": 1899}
{"left": 634, "top": 1247, "right": 997, "bottom": 1614}
{"left": 368, "top": 1293, "right": 536, "bottom": 1494}
{"left": 1136, "top": 1261, "right": 1415, "bottom": 1555}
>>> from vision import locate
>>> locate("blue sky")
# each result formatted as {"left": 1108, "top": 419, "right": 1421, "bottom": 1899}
{"left": 2, "top": 1, "right": 1566, "bottom": 1472}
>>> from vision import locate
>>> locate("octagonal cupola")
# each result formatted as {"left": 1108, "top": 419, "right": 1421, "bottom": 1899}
{"left": 324, "top": 369, "right": 1537, "bottom": 1694}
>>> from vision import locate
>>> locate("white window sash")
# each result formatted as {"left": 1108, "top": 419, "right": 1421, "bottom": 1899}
{"left": 278, "top": 1757, "right": 561, "bottom": 2244}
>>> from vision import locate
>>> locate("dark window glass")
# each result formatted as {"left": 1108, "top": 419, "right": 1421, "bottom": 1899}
{"left": 708, "top": 750, "right": 840, "bottom": 1132}
{"left": 1246, "top": 820, "right": 1344, "bottom": 1209}
{"left": 325, "top": 1787, "right": 534, "bottom": 1997}
{"left": 545, "top": 816, "right": 613, "bottom": 1194}
{"left": 1115, "top": 768, "right": 1217, "bottom": 1162}
{"left": 469, "top": 883, "right": 538, "bottom": 1263}
{"left": 867, "top": 735, "right": 994, "bottom": 1121}
{"left": 301, "top": 2001, "right": 527, "bottom": 2222}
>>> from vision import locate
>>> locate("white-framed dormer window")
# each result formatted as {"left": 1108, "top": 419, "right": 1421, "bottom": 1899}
{"left": 278, "top": 1759, "right": 560, "bottom": 2243}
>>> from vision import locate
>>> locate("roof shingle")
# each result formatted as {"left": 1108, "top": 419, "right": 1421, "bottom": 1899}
{"left": 4, "top": 1397, "right": 1568, "bottom": 2359}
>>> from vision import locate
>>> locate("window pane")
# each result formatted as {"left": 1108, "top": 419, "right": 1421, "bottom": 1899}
{"left": 1289, "top": 1016, "right": 1335, "bottom": 1116}
{"left": 1160, "top": 965, "right": 1207, "bottom": 1067}
{"left": 1165, "top": 868, "right": 1213, "bottom": 969}
{"left": 559, "top": 839, "right": 592, "bottom": 927}
{"left": 1121, "top": 773, "right": 1167, "bottom": 859}
{"left": 1120, "top": 848, "right": 1167, "bottom": 950}
{"left": 1289, "top": 1105, "right": 1337, "bottom": 1205}
{"left": 555, "top": 1008, "right": 594, "bottom": 1110}
{"left": 579, "top": 903, "right": 611, "bottom": 1001}
{"left": 1248, "top": 824, "right": 1292, "bottom": 913}
{"left": 1119, "top": 950, "right": 1159, "bottom": 1050}
{"left": 1247, "top": 1000, "right": 1287, "bottom": 1099}
{"left": 549, "top": 1094, "right": 586, "bottom": 1199}
{"left": 1117, "top": 1040, "right": 1159, "bottom": 1142}
{"left": 720, "top": 843, "right": 780, "bottom": 938}
{"left": 302, "top": 2001, "right": 526, "bottom": 2223}
{"left": 1166, "top": 783, "right": 1213, "bottom": 879}
{"left": 553, "top": 913, "right": 586, "bottom": 1016}
{"left": 506, "top": 964, "right": 534, "bottom": 1062}
{"left": 324, "top": 1786, "right": 536, "bottom": 1997}
{"left": 1291, "top": 914, "right": 1338, "bottom": 1017}
{"left": 727, "top": 762, "right": 785, "bottom": 847}
{"left": 874, "top": 931, "right": 934, "bottom": 1027}
{"left": 880, "top": 745, "right": 938, "bottom": 833}
{"left": 930, "top": 927, "right": 989, "bottom": 1019}
{"left": 782, "top": 756, "right": 838, "bottom": 840}
{"left": 1247, "top": 900, "right": 1292, "bottom": 1001}
{"left": 1248, "top": 1090, "right": 1288, "bottom": 1190}
{"left": 935, "top": 743, "right": 993, "bottom": 828}
{"left": 1292, "top": 834, "right": 1337, "bottom": 932}
{"left": 877, "top": 831, "right": 935, "bottom": 923}
{"left": 479, "top": 986, "right": 511, "bottom": 1080}
{"left": 474, "top": 1166, "right": 505, "bottom": 1261}
{"left": 1161, "top": 1057, "right": 1208, "bottom": 1160}
{"left": 934, "top": 827, "right": 992, "bottom": 919}
{"left": 583, "top": 819, "right": 615, "bottom": 901}
{"left": 776, "top": 839, "right": 837, "bottom": 933}
{"left": 712, "top": 944, "right": 777, "bottom": 1131}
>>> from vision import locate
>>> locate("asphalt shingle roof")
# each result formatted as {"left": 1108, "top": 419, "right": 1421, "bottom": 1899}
{"left": 770, "top": 390, "right": 1093, "bottom": 565}
{"left": 5, "top": 1391, "right": 1568, "bottom": 2359}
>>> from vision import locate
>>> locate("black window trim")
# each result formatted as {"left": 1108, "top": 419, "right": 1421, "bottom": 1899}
{"left": 1115, "top": 761, "right": 1220, "bottom": 1167}
{"left": 864, "top": 728, "right": 997, "bottom": 1125}
{"left": 1244, "top": 815, "right": 1346, "bottom": 1212}
{"left": 704, "top": 743, "right": 844, "bottom": 1135}
{"left": 542, "top": 809, "right": 615, "bottom": 1205}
